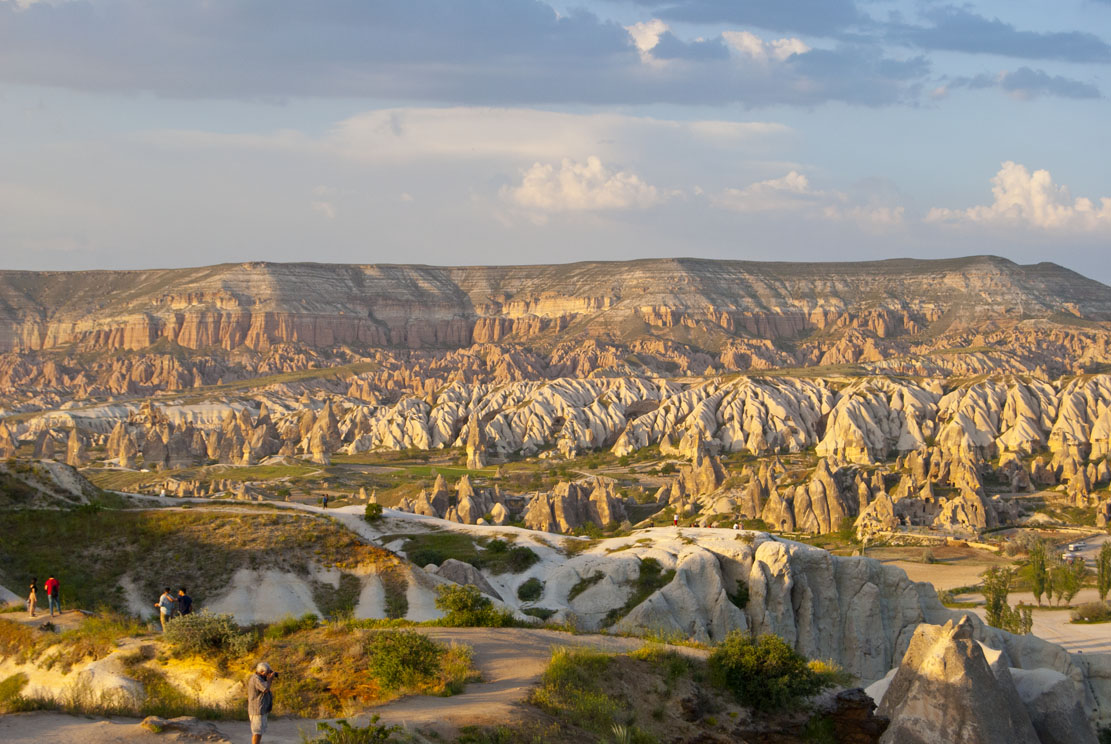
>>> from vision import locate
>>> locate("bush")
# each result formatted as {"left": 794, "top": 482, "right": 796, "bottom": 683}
{"left": 304, "top": 716, "right": 403, "bottom": 743}
{"left": 1072, "top": 602, "right": 1111, "bottom": 624}
{"left": 708, "top": 632, "right": 831, "bottom": 712}
{"left": 434, "top": 585, "right": 515, "bottom": 627}
{"left": 364, "top": 503, "right": 384, "bottom": 523}
{"left": 0, "top": 672, "right": 28, "bottom": 713}
{"left": 517, "top": 578, "right": 544, "bottom": 603}
{"left": 366, "top": 631, "right": 445, "bottom": 691}
{"left": 264, "top": 613, "right": 319, "bottom": 640}
{"left": 164, "top": 611, "right": 254, "bottom": 658}
{"left": 728, "top": 580, "right": 749, "bottom": 609}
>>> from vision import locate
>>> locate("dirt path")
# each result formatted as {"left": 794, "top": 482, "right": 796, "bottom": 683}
{"left": 0, "top": 628, "right": 705, "bottom": 744}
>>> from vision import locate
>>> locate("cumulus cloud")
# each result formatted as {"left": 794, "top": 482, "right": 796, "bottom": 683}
{"left": 722, "top": 31, "right": 810, "bottom": 63}
{"left": 503, "top": 156, "right": 664, "bottom": 212}
{"left": 927, "top": 162, "right": 1111, "bottom": 231}
{"left": 944, "top": 67, "right": 1100, "bottom": 100}
{"left": 713, "top": 171, "right": 904, "bottom": 227}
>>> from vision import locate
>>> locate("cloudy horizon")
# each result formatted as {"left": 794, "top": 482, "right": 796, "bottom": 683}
{"left": 1, "top": 0, "right": 1109, "bottom": 283}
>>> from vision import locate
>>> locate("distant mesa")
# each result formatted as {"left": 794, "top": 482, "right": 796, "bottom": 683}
{"left": 0, "top": 255, "right": 1108, "bottom": 355}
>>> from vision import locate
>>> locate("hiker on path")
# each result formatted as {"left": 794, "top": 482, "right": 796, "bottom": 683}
{"left": 322, "top": 494, "right": 328, "bottom": 509}
{"left": 176, "top": 587, "right": 193, "bottom": 616}
{"left": 248, "top": 661, "right": 277, "bottom": 744}
{"left": 44, "top": 575, "right": 60, "bottom": 617}
{"left": 27, "top": 578, "right": 37, "bottom": 617}
{"left": 155, "top": 587, "right": 176, "bottom": 631}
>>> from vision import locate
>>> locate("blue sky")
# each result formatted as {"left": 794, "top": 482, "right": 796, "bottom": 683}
{"left": 0, "top": 0, "right": 1109, "bottom": 282}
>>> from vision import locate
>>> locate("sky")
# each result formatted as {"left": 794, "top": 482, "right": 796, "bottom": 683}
{"left": 0, "top": 0, "right": 1109, "bottom": 283}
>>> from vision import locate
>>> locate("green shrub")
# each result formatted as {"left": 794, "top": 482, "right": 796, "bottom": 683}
{"left": 521, "top": 607, "right": 556, "bottom": 621}
{"left": 265, "top": 613, "right": 319, "bottom": 640}
{"left": 366, "top": 631, "right": 445, "bottom": 691}
{"left": 0, "top": 672, "right": 28, "bottom": 713}
{"left": 568, "top": 572, "right": 604, "bottom": 601}
{"left": 303, "top": 716, "right": 403, "bottom": 743}
{"left": 1072, "top": 602, "right": 1111, "bottom": 624}
{"left": 517, "top": 578, "right": 544, "bottom": 602}
{"left": 434, "top": 585, "right": 516, "bottom": 627}
{"left": 530, "top": 647, "right": 618, "bottom": 733}
{"left": 164, "top": 611, "right": 254, "bottom": 658}
{"left": 601, "top": 557, "right": 675, "bottom": 627}
{"left": 728, "top": 580, "right": 749, "bottom": 609}
{"left": 708, "top": 632, "right": 831, "bottom": 712}
{"left": 364, "top": 503, "right": 384, "bottom": 523}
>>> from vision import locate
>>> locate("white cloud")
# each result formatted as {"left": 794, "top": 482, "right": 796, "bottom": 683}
{"left": 927, "top": 161, "right": 1111, "bottom": 231}
{"left": 722, "top": 31, "right": 810, "bottom": 63}
{"left": 713, "top": 171, "right": 818, "bottom": 212}
{"left": 503, "top": 156, "right": 664, "bottom": 212}
{"left": 713, "top": 171, "right": 904, "bottom": 228}
{"left": 311, "top": 201, "right": 337, "bottom": 219}
{"left": 627, "top": 19, "right": 670, "bottom": 62}
{"left": 147, "top": 107, "right": 785, "bottom": 165}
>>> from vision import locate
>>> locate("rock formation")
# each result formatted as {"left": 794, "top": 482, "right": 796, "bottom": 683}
{"left": 875, "top": 616, "right": 1096, "bottom": 744}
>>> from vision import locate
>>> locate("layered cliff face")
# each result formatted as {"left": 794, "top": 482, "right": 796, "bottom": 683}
{"left": 2, "top": 256, "right": 1109, "bottom": 355}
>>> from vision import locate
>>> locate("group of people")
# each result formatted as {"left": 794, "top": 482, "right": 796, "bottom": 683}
{"left": 26, "top": 575, "right": 61, "bottom": 618}
{"left": 154, "top": 587, "right": 193, "bottom": 631}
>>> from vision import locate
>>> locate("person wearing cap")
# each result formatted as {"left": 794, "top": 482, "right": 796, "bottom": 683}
{"left": 248, "top": 660, "right": 276, "bottom": 743}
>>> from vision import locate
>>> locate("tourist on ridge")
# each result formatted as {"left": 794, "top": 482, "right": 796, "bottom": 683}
{"left": 177, "top": 587, "right": 193, "bottom": 616}
{"left": 27, "top": 577, "right": 37, "bottom": 617}
{"left": 155, "top": 587, "right": 175, "bottom": 631}
{"left": 322, "top": 494, "right": 328, "bottom": 509}
{"left": 44, "top": 575, "right": 60, "bottom": 617}
{"left": 248, "top": 661, "right": 277, "bottom": 744}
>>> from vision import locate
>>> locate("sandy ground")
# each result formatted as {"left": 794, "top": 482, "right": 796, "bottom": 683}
{"left": 0, "top": 627, "right": 702, "bottom": 744}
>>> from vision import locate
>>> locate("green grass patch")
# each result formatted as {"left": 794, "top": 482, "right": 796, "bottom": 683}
{"left": 568, "top": 572, "right": 605, "bottom": 602}
{"left": 517, "top": 577, "right": 544, "bottom": 603}
{"left": 602, "top": 558, "right": 676, "bottom": 627}
{"left": 395, "top": 532, "right": 538, "bottom": 575}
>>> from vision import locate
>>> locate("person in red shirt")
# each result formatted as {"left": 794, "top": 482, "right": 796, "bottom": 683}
{"left": 44, "top": 575, "right": 60, "bottom": 617}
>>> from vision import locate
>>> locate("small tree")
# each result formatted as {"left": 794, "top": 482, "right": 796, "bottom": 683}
{"left": 1098, "top": 542, "right": 1111, "bottom": 601}
{"left": 982, "top": 567, "right": 1013, "bottom": 628}
{"left": 981, "top": 567, "right": 1034, "bottom": 635}
{"left": 1062, "top": 559, "right": 1089, "bottom": 606}
{"left": 364, "top": 503, "right": 384, "bottom": 523}
{"left": 1049, "top": 560, "right": 1068, "bottom": 606}
{"left": 1029, "top": 540, "right": 1048, "bottom": 606}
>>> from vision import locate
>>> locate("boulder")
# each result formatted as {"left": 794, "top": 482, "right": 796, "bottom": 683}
{"left": 429, "top": 558, "right": 502, "bottom": 600}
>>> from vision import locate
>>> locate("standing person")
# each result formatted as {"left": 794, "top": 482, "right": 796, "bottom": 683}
{"left": 673, "top": 513, "right": 679, "bottom": 527}
{"left": 44, "top": 575, "right": 60, "bottom": 617}
{"left": 177, "top": 587, "right": 193, "bottom": 616}
{"left": 154, "top": 587, "right": 175, "bottom": 632}
{"left": 247, "top": 661, "right": 277, "bottom": 744}
{"left": 27, "top": 578, "right": 37, "bottom": 618}
{"left": 321, "top": 494, "right": 328, "bottom": 510}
